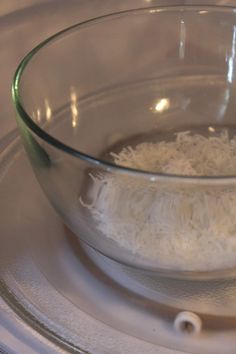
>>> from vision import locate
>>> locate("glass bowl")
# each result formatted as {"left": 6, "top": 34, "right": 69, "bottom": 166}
{"left": 12, "top": 5, "right": 236, "bottom": 279}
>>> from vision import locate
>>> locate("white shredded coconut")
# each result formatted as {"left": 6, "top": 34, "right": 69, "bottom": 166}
{"left": 80, "top": 130, "right": 236, "bottom": 271}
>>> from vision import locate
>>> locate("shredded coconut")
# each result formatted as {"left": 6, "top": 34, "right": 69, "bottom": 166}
{"left": 80, "top": 130, "right": 236, "bottom": 271}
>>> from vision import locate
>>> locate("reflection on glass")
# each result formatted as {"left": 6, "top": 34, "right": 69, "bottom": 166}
{"left": 70, "top": 87, "right": 79, "bottom": 128}
{"left": 216, "top": 88, "right": 230, "bottom": 122}
{"left": 44, "top": 99, "right": 52, "bottom": 122}
{"left": 154, "top": 98, "right": 170, "bottom": 112}
{"left": 227, "top": 26, "right": 236, "bottom": 84}
{"left": 179, "top": 19, "right": 186, "bottom": 59}
{"left": 36, "top": 108, "right": 41, "bottom": 123}
{"left": 208, "top": 126, "right": 215, "bottom": 133}
{"left": 149, "top": 9, "right": 162, "bottom": 14}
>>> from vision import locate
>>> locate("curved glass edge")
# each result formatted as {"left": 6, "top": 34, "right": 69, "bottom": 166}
{"left": 0, "top": 279, "right": 88, "bottom": 354}
{"left": 0, "top": 291, "right": 78, "bottom": 354}
{"left": 12, "top": 4, "right": 236, "bottom": 183}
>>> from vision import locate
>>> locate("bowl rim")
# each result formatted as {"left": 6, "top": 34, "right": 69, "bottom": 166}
{"left": 12, "top": 4, "right": 236, "bottom": 184}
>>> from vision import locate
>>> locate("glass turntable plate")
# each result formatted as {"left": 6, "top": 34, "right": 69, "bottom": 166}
{"left": 1, "top": 131, "right": 236, "bottom": 354}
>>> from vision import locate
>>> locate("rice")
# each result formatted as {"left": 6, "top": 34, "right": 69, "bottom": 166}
{"left": 80, "top": 130, "right": 236, "bottom": 271}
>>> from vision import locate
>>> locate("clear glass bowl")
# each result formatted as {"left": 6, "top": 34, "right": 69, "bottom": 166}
{"left": 12, "top": 5, "right": 236, "bottom": 278}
